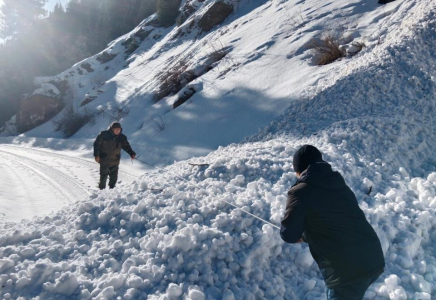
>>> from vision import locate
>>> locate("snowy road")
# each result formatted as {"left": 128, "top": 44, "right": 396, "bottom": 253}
{"left": 0, "top": 144, "right": 144, "bottom": 223}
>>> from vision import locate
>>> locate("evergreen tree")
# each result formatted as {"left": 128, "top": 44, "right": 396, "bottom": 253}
{"left": 0, "top": 0, "right": 159, "bottom": 127}
{"left": 0, "top": 0, "right": 48, "bottom": 39}
{"left": 157, "top": 0, "right": 181, "bottom": 26}
{"left": 135, "top": 0, "right": 158, "bottom": 25}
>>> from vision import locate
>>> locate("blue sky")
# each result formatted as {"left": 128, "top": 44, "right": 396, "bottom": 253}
{"left": 45, "top": 0, "right": 71, "bottom": 11}
{"left": 0, "top": 0, "right": 71, "bottom": 13}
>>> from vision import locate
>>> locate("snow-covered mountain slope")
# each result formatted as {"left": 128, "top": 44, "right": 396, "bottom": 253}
{"left": 5, "top": 0, "right": 404, "bottom": 167}
{"left": 0, "top": 0, "right": 435, "bottom": 299}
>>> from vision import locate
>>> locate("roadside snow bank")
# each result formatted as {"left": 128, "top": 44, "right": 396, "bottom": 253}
{"left": 0, "top": 138, "right": 435, "bottom": 299}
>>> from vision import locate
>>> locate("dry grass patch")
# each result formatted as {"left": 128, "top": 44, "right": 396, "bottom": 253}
{"left": 348, "top": 41, "right": 366, "bottom": 56}
{"left": 154, "top": 60, "right": 196, "bottom": 102}
{"left": 308, "top": 33, "right": 346, "bottom": 65}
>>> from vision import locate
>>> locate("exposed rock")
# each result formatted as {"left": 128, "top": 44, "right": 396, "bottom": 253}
{"left": 96, "top": 52, "right": 118, "bottom": 64}
{"left": 121, "top": 37, "right": 133, "bottom": 46}
{"left": 198, "top": 2, "right": 233, "bottom": 32}
{"left": 122, "top": 37, "right": 140, "bottom": 55}
{"left": 176, "top": 3, "right": 196, "bottom": 25}
{"left": 145, "top": 18, "right": 161, "bottom": 27}
{"left": 80, "top": 97, "right": 97, "bottom": 107}
{"left": 173, "top": 87, "right": 196, "bottom": 109}
{"left": 49, "top": 80, "right": 70, "bottom": 98}
{"left": 134, "top": 29, "right": 153, "bottom": 41}
{"left": 154, "top": 63, "right": 196, "bottom": 102}
{"left": 53, "top": 104, "right": 94, "bottom": 137}
{"left": 32, "top": 83, "right": 60, "bottom": 98}
{"left": 16, "top": 95, "right": 64, "bottom": 133}
{"left": 80, "top": 63, "right": 94, "bottom": 73}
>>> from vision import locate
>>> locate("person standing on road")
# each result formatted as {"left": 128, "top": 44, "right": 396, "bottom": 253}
{"left": 93, "top": 122, "right": 136, "bottom": 190}
{"left": 280, "top": 145, "right": 385, "bottom": 300}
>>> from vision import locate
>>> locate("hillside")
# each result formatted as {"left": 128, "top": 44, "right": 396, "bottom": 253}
{"left": 2, "top": 0, "right": 404, "bottom": 166}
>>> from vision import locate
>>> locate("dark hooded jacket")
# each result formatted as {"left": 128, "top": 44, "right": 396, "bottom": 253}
{"left": 93, "top": 126, "right": 135, "bottom": 166}
{"left": 280, "top": 161, "right": 384, "bottom": 288}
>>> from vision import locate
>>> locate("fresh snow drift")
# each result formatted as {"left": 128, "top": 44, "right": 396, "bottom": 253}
{"left": 0, "top": 0, "right": 436, "bottom": 300}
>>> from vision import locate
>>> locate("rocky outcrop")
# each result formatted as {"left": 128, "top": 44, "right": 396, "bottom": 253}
{"left": 173, "top": 87, "right": 196, "bottom": 109}
{"left": 80, "top": 97, "right": 96, "bottom": 107}
{"left": 80, "top": 63, "right": 94, "bottom": 73}
{"left": 96, "top": 52, "right": 118, "bottom": 64}
{"left": 198, "top": 2, "right": 233, "bottom": 32}
{"left": 134, "top": 28, "right": 154, "bottom": 41}
{"left": 49, "top": 80, "right": 69, "bottom": 98}
{"left": 176, "top": 3, "right": 196, "bottom": 25}
{"left": 122, "top": 37, "right": 140, "bottom": 55}
{"left": 16, "top": 95, "right": 64, "bottom": 133}
{"left": 378, "top": 0, "right": 396, "bottom": 3}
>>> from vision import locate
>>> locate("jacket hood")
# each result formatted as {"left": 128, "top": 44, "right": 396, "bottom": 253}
{"left": 297, "top": 161, "right": 346, "bottom": 190}
{"left": 108, "top": 122, "right": 123, "bottom": 135}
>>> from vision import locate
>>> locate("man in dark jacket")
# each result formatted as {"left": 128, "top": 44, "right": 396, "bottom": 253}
{"left": 281, "top": 145, "right": 384, "bottom": 300}
{"left": 93, "top": 122, "right": 136, "bottom": 189}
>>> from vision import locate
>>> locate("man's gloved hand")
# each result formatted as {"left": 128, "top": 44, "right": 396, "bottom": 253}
{"left": 131, "top": 154, "right": 136, "bottom": 159}
{"left": 95, "top": 156, "right": 100, "bottom": 163}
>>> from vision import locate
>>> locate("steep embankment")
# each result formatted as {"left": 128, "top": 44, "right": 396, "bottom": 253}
{"left": 4, "top": 0, "right": 404, "bottom": 166}
{"left": 0, "top": 0, "right": 435, "bottom": 299}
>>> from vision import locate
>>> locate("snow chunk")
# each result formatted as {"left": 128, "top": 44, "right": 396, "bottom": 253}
{"left": 295, "top": 247, "right": 314, "bottom": 268}
{"left": 222, "top": 289, "right": 235, "bottom": 300}
{"left": 126, "top": 275, "right": 144, "bottom": 289}
{"left": 414, "top": 292, "right": 431, "bottom": 300}
{"left": 188, "top": 288, "right": 205, "bottom": 300}
{"left": 304, "top": 279, "right": 317, "bottom": 291}
{"left": 167, "top": 283, "right": 183, "bottom": 297}
{"left": 20, "top": 247, "right": 36, "bottom": 258}
{"left": 410, "top": 274, "right": 432, "bottom": 294}
{"left": 43, "top": 272, "right": 79, "bottom": 296}
{"left": 0, "top": 259, "right": 15, "bottom": 273}
{"left": 170, "top": 234, "right": 193, "bottom": 252}
{"left": 230, "top": 175, "right": 245, "bottom": 186}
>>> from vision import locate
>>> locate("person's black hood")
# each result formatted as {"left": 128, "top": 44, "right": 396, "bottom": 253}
{"left": 298, "top": 161, "right": 346, "bottom": 190}
{"left": 108, "top": 122, "right": 123, "bottom": 135}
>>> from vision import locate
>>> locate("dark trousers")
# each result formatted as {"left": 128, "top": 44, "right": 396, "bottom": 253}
{"left": 99, "top": 164, "right": 119, "bottom": 189}
{"left": 327, "top": 273, "right": 381, "bottom": 300}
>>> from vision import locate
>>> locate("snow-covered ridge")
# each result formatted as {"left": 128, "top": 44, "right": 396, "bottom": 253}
{"left": 5, "top": 0, "right": 407, "bottom": 167}
{"left": 251, "top": 0, "right": 436, "bottom": 177}
{"left": 1, "top": 0, "right": 436, "bottom": 299}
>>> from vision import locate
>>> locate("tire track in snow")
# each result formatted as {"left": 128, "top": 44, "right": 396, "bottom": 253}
{"left": 0, "top": 158, "right": 42, "bottom": 221}
{"left": 0, "top": 144, "right": 138, "bottom": 182}
{"left": 0, "top": 149, "right": 90, "bottom": 204}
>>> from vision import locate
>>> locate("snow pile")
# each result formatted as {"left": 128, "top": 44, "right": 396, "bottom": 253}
{"left": 0, "top": 137, "right": 435, "bottom": 299}
{"left": 1, "top": 0, "right": 436, "bottom": 299}
{"left": 0, "top": 141, "right": 326, "bottom": 300}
